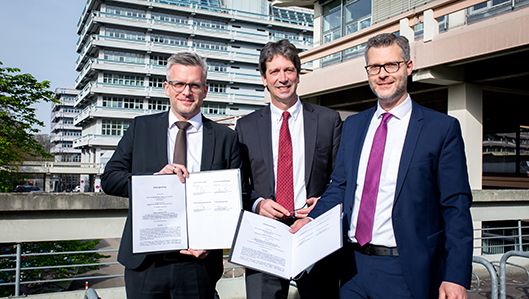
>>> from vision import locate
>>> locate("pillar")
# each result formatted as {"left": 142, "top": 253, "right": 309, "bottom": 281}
{"left": 448, "top": 83, "right": 483, "bottom": 190}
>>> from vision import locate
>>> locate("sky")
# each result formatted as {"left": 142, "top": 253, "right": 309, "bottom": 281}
{"left": 0, "top": 0, "right": 87, "bottom": 134}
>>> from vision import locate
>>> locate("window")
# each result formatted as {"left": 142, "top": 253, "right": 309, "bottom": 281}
{"left": 102, "top": 96, "right": 143, "bottom": 109}
{"left": 207, "top": 61, "right": 227, "bottom": 72}
{"left": 151, "top": 34, "right": 187, "bottom": 46}
{"left": 269, "top": 29, "right": 299, "bottom": 41}
{"left": 201, "top": 104, "right": 226, "bottom": 115}
{"left": 103, "top": 50, "right": 144, "bottom": 63}
{"left": 102, "top": 120, "right": 131, "bottom": 136}
{"left": 194, "top": 18, "right": 227, "bottom": 29}
{"left": 193, "top": 39, "right": 227, "bottom": 51}
{"left": 151, "top": 12, "right": 187, "bottom": 24}
{"left": 105, "top": 28, "right": 145, "bottom": 41}
{"left": 103, "top": 73, "right": 144, "bottom": 86}
{"left": 208, "top": 83, "right": 227, "bottom": 93}
{"left": 345, "top": 0, "right": 371, "bottom": 35}
{"left": 322, "top": 0, "right": 342, "bottom": 44}
{"left": 148, "top": 99, "right": 169, "bottom": 111}
{"left": 149, "top": 77, "right": 165, "bottom": 88}
{"left": 150, "top": 55, "right": 168, "bottom": 66}
{"left": 106, "top": 5, "right": 146, "bottom": 18}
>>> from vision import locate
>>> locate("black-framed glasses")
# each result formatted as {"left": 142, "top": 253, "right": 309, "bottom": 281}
{"left": 364, "top": 61, "right": 407, "bottom": 75}
{"left": 167, "top": 80, "right": 205, "bottom": 93}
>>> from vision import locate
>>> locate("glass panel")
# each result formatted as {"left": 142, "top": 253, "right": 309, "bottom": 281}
{"left": 345, "top": 0, "right": 371, "bottom": 23}
{"left": 323, "top": 8, "right": 341, "bottom": 32}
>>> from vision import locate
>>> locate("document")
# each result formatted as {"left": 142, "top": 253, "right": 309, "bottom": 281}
{"left": 131, "top": 169, "right": 242, "bottom": 254}
{"left": 229, "top": 204, "right": 342, "bottom": 280}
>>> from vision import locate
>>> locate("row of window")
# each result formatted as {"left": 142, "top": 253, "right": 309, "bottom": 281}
{"left": 102, "top": 120, "right": 131, "bottom": 136}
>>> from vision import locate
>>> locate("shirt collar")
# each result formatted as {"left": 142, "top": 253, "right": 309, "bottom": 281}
{"left": 169, "top": 111, "right": 203, "bottom": 132}
{"left": 270, "top": 97, "right": 302, "bottom": 124}
{"left": 375, "top": 94, "right": 412, "bottom": 121}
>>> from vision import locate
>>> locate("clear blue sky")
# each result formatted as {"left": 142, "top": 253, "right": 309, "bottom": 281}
{"left": 0, "top": 0, "right": 87, "bottom": 134}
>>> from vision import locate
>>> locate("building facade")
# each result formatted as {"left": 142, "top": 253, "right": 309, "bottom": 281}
{"left": 73, "top": 0, "right": 313, "bottom": 171}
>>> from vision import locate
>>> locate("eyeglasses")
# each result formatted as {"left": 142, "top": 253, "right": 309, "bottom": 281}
{"left": 364, "top": 61, "right": 407, "bottom": 75}
{"left": 280, "top": 202, "right": 309, "bottom": 224}
{"left": 167, "top": 80, "right": 205, "bottom": 93}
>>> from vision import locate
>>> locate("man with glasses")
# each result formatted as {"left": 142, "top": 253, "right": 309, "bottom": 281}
{"left": 102, "top": 52, "right": 242, "bottom": 299}
{"left": 236, "top": 39, "right": 342, "bottom": 299}
{"left": 291, "top": 33, "right": 473, "bottom": 299}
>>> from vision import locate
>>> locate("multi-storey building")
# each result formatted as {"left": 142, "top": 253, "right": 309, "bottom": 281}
{"left": 51, "top": 87, "right": 83, "bottom": 192}
{"left": 51, "top": 87, "right": 82, "bottom": 163}
{"left": 73, "top": 0, "right": 313, "bottom": 177}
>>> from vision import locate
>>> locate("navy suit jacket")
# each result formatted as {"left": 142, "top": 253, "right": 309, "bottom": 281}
{"left": 101, "top": 111, "right": 242, "bottom": 273}
{"left": 309, "top": 100, "right": 473, "bottom": 298}
{"left": 236, "top": 101, "right": 342, "bottom": 211}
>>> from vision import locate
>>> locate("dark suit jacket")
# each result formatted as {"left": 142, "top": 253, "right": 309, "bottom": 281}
{"left": 309, "top": 100, "right": 473, "bottom": 299}
{"left": 101, "top": 111, "right": 242, "bottom": 276}
{"left": 236, "top": 101, "right": 342, "bottom": 211}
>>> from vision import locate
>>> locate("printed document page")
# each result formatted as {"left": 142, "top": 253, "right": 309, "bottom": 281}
{"left": 131, "top": 174, "right": 187, "bottom": 253}
{"left": 131, "top": 169, "right": 242, "bottom": 253}
{"left": 229, "top": 204, "right": 342, "bottom": 280}
{"left": 186, "top": 169, "right": 242, "bottom": 249}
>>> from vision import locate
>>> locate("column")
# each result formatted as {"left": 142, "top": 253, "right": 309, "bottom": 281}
{"left": 448, "top": 83, "right": 483, "bottom": 190}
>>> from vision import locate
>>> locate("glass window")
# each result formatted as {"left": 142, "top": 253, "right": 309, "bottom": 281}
{"left": 208, "top": 83, "right": 227, "bottom": 93}
{"left": 148, "top": 99, "right": 169, "bottom": 111}
{"left": 201, "top": 103, "right": 226, "bottom": 115}
{"left": 207, "top": 61, "right": 227, "bottom": 72}
{"left": 105, "top": 28, "right": 145, "bottom": 41}
{"left": 103, "top": 73, "right": 144, "bottom": 86}
{"left": 103, "top": 50, "right": 144, "bottom": 63}
{"left": 151, "top": 34, "right": 187, "bottom": 46}
{"left": 151, "top": 12, "right": 187, "bottom": 24}
{"left": 149, "top": 77, "right": 165, "bottom": 88}
{"left": 150, "top": 54, "right": 168, "bottom": 66}
{"left": 106, "top": 5, "right": 146, "bottom": 18}
{"left": 101, "top": 120, "right": 131, "bottom": 136}
{"left": 102, "top": 96, "right": 143, "bottom": 109}
{"left": 193, "top": 39, "right": 227, "bottom": 51}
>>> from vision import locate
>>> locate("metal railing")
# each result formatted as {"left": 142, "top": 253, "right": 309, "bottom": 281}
{"left": 0, "top": 242, "right": 243, "bottom": 297}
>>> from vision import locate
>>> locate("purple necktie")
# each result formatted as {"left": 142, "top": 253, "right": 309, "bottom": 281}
{"left": 355, "top": 113, "right": 393, "bottom": 246}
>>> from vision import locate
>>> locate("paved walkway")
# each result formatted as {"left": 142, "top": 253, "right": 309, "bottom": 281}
{"left": 468, "top": 273, "right": 529, "bottom": 299}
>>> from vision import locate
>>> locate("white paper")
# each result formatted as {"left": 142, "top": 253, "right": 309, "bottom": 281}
{"left": 186, "top": 169, "right": 243, "bottom": 249}
{"left": 229, "top": 204, "right": 342, "bottom": 280}
{"left": 131, "top": 169, "right": 242, "bottom": 253}
{"left": 131, "top": 175, "right": 187, "bottom": 253}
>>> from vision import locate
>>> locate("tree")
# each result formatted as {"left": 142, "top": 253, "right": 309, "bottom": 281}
{"left": 0, "top": 61, "right": 56, "bottom": 191}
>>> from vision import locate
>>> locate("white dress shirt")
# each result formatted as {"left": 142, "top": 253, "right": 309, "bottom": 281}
{"left": 167, "top": 111, "right": 203, "bottom": 173}
{"left": 349, "top": 95, "right": 412, "bottom": 247}
{"left": 252, "top": 98, "right": 307, "bottom": 212}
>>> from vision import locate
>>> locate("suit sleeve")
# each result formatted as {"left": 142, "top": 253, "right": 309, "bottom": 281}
{"left": 309, "top": 116, "right": 349, "bottom": 219}
{"left": 235, "top": 119, "right": 261, "bottom": 211}
{"left": 331, "top": 111, "right": 343, "bottom": 170}
{"left": 101, "top": 118, "right": 138, "bottom": 198}
{"left": 438, "top": 118, "right": 473, "bottom": 288}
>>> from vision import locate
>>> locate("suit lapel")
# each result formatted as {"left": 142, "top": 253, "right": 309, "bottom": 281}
{"left": 394, "top": 101, "right": 424, "bottom": 203}
{"left": 302, "top": 102, "right": 317, "bottom": 185}
{"left": 154, "top": 111, "right": 170, "bottom": 169}
{"left": 201, "top": 116, "right": 215, "bottom": 171}
{"left": 258, "top": 106, "right": 276, "bottom": 192}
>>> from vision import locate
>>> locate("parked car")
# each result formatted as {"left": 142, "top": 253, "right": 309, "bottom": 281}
{"left": 13, "top": 185, "right": 44, "bottom": 193}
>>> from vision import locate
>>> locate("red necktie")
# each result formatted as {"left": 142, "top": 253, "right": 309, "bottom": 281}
{"left": 276, "top": 111, "right": 294, "bottom": 212}
{"left": 355, "top": 113, "right": 393, "bottom": 246}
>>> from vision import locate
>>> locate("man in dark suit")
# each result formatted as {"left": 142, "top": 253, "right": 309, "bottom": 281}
{"left": 291, "top": 33, "right": 473, "bottom": 299}
{"left": 101, "top": 52, "right": 242, "bottom": 299}
{"left": 236, "top": 39, "right": 342, "bottom": 299}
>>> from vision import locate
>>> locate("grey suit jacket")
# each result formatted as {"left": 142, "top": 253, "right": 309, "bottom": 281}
{"left": 101, "top": 111, "right": 242, "bottom": 270}
{"left": 236, "top": 101, "right": 342, "bottom": 211}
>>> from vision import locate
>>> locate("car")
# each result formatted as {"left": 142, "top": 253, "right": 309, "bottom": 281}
{"left": 13, "top": 185, "right": 44, "bottom": 193}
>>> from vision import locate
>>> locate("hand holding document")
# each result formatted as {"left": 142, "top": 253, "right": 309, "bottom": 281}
{"left": 229, "top": 204, "right": 342, "bottom": 280}
{"left": 131, "top": 169, "right": 242, "bottom": 254}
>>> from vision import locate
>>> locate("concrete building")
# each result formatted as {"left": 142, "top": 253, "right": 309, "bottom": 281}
{"left": 51, "top": 87, "right": 83, "bottom": 192}
{"left": 73, "top": 0, "right": 314, "bottom": 175}
{"left": 271, "top": 0, "right": 529, "bottom": 190}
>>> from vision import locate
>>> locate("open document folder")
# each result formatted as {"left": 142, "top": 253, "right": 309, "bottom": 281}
{"left": 229, "top": 204, "right": 342, "bottom": 280}
{"left": 131, "top": 169, "right": 242, "bottom": 254}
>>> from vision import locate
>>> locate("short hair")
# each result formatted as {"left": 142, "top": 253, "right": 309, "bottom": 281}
{"left": 259, "top": 39, "right": 301, "bottom": 77}
{"left": 166, "top": 52, "right": 208, "bottom": 81}
{"left": 364, "top": 33, "right": 410, "bottom": 63}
